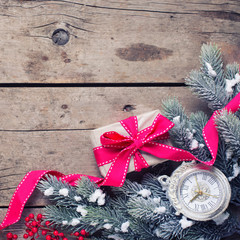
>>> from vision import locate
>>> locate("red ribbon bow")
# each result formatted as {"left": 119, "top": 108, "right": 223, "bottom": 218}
{"left": 94, "top": 114, "right": 176, "bottom": 187}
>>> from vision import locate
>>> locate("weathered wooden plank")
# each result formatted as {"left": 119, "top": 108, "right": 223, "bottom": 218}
{"left": 0, "top": 87, "right": 209, "bottom": 131}
{"left": 0, "top": 130, "right": 100, "bottom": 205}
{"left": 0, "top": 0, "right": 239, "bottom": 83}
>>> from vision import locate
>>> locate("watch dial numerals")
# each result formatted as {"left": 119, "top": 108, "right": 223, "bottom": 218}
{"left": 179, "top": 171, "right": 223, "bottom": 214}
{"left": 208, "top": 200, "right": 215, "bottom": 208}
{"left": 194, "top": 204, "right": 200, "bottom": 212}
{"left": 182, "top": 193, "right": 188, "bottom": 199}
{"left": 208, "top": 177, "right": 216, "bottom": 185}
{"left": 202, "top": 173, "right": 207, "bottom": 181}
{"left": 200, "top": 204, "right": 208, "bottom": 212}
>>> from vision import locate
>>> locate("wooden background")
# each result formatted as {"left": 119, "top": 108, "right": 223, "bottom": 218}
{"left": 0, "top": 0, "right": 240, "bottom": 239}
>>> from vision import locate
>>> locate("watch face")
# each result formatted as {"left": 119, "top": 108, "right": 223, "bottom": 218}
{"left": 179, "top": 171, "right": 222, "bottom": 214}
{"left": 167, "top": 163, "right": 231, "bottom": 221}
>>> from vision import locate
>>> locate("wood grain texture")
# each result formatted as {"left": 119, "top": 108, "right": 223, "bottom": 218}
{"left": 0, "top": 0, "right": 239, "bottom": 83}
{"left": 0, "top": 87, "right": 209, "bottom": 131}
{"left": 0, "top": 130, "right": 100, "bottom": 206}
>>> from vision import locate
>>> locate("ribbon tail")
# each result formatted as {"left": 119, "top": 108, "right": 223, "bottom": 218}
{"left": 98, "top": 149, "right": 134, "bottom": 187}
{"left": 141, "top": 142, "right": 198, "bottom": 163}
{"left": 0, "top": 170, "right": 62, "bottom": 230}
{"left": 134, "top": 151, "right": 149, "bottom": 172}
{"left": 0, "top": 171, "right": 102, "bottom": 230}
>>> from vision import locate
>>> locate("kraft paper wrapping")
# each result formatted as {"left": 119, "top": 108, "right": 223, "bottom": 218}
{"left": 90, "top": 110, "right": 172, "bottom": 177}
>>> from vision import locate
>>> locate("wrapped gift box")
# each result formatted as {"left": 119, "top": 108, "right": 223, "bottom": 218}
{"left": 91, "top": 110, "right": 172, "bottom": 177}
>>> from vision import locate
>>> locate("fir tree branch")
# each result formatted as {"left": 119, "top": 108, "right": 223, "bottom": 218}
{"left": 200, "top": 43, "right": 224, "bottom": 86}
{"left": 215, "top": 111, "right": 240, "bottom": 155}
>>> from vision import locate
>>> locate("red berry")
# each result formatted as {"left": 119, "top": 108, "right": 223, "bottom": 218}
{"left": 23, "top": 234, "right": 28, "bottom": 239}
{"left": 42, "top": 230, "right": 47, "bottom": 235}
{"left": 32, "top": 221, "right": 38, "bottom": 227}
{"left": 29, "top": 213, "right": 34, "bottom": 219}
{"left": 6, "top": 232, "right": 13, "bottom": 238}
{"left": 78, "top": 236, "right": 84, "bottom": 240}
{"left": 74, "top": 232, "right": 80, "bottom": 236}
{"left": 28, "top": 232, "right": 33, "bottom": 237}
{"left": 37, "top": 213, "right": 43, "bottom": 220}
{"left": 80, "top": 229, "right": 86, "bottom": 236}
{"left": 63, "top": 238, "right": 68, "bottom": 240}
{"left": 25, "top": 217, "right": 30, "bottom": 222}
{"left": 32, "top": 227, "right": 38, "bottom": 233}
{"left": 58, "top": 232, "right": 64, "bottom": 237}
{"left": 53, "top": 230, "right": 58, "bottom": 236}
{"left": 46, "top": 236, "right": 51, "bottom": 240}
{"left": 45, "top": 221, "right": 50, "bottom": 226}
{"left": 13, "top": 234, "right": 18, "bottom": 239}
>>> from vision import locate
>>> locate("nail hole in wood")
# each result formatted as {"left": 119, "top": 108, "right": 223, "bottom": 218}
{"left": 123, "top": 105, "right": 135, "bottom": 112}
{"left": 52, "top": 29, "right": 69, "bottom": 45}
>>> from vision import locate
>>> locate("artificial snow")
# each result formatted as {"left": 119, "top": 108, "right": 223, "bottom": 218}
{"left": 154, "top": 228, "right": 161, "bottom": 238}
{"left": 76, "top": 205, "right": 88, "bottom": 216}
{"left": 59, "top": 188, "right": 69, "bottom": 197}
{"left": 108, "top": 235, "right": 124, "bottom": 240}
{"left": 103, "top": 223, "right": 113, "bottom": 229}
{"left": 172, "top": 116, "right": 180, "bottom": 125}
{"left": 89, "top": 189, "right": 103, "bottom": 202}
{"left": 154, "top": 206, "right": 166, "bottom": 214}
{"left": 190, "top": 139, "right": 199, "bottom": 150}
{"left": 199, "top": 143, "right": 205, "bottom": 148}
{"left": 186, "top": 128, "right": 193, "bottom": 140}
{"left": 62, "top": 220, "right": 68, "bottom": 225}
{"left": 192, "top": 129, "right": 196, "bottom": 134}
{"left": 153, "top": 197, "right": 161, "bottom": 204}
{"left": 213, "top": 212, "right": 230, "bottom": 225}
{"left": 90, "top": 221, "right": 98, "bottom": 226}
{"left": 226, "top": 148, "right": 233, "bottom": 161}
{"left": 97, "top": 193, "right": 106, "bottom": 206}
{"left": 121, "top": 221, "right": 130, "bottom": 233}
{"left": 74, "top": 196, "right": 82, "bottom": 202}
{"left": 71, "top": 218, "right": 80, "bottom": 226}
{"left": 228, "top": 163, "right": 240, "bottom": 181}
{"left": 138, "top": 189, "right": 151, "bottom": 198}
{"left": 179, "top": 216, "right": 194, "bottom": 229}
{"left": 205, "top": 62, "right": 217, "bottom": 77}
{"left": 44, "top": 187, "right": 54, "bottom": 196}
{"left": 89, "top": 189, "right": 105, "bottom": 204}
{"left": 226, "top": 73, "right": 240, "bottom": 95}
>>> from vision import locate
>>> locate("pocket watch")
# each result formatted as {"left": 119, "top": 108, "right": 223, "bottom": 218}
{"left": 158, "top": 161, "right": 231, "bottom": 221}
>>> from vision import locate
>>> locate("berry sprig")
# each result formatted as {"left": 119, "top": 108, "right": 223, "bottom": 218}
{"left": 6, "top": 213, "right": 89, "bottom": 240}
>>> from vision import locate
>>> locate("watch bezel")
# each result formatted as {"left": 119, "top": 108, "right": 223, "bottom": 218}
{"left": 167, "top": 162, "right": 231, "bottom": 221}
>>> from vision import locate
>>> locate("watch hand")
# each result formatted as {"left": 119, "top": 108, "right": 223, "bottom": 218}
{"left": 189, "top": 193, "right": 200, "bottom": 203}
{"left": 194, "top": 190, "right": 218, "bottom": 198}
{"left": 195, "top": 176, "right": 200, "bottom": 191}
{"left": 201, "top": 192, "right": 219, "bottom": 198}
